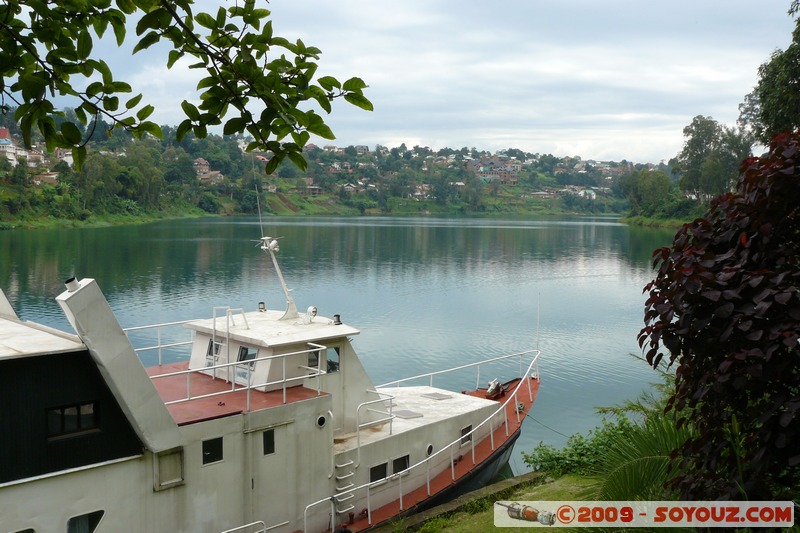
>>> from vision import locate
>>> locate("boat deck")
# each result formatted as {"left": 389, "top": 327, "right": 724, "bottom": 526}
{"left": 146, "top": 362, "right": 327, "bottom": 425}
{"left": 334, "top": 375, "right": 540, "bottom": 532}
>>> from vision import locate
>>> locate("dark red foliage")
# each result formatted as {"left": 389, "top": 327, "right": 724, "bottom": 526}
{"left": 640, "top": 131, "right": 800, "bottom": 500}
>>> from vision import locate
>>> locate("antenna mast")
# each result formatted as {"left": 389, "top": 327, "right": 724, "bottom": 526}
{"left": 261, "top": 237, "right": 298, "bottom": 320}
{"left": 255, "top": 183, "right": 298, "bottom": 320}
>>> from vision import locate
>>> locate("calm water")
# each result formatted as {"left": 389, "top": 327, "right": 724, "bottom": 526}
{"left": 0, "top": 216, "right": 676, "bottom": 473}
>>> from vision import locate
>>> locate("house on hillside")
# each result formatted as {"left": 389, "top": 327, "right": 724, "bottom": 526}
{"left": 194, "top": 157, "right": 224, "bottom": 184}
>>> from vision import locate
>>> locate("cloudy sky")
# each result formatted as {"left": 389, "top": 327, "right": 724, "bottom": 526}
{"left": 129, "top": 1, "right": 796, "bottom": 163}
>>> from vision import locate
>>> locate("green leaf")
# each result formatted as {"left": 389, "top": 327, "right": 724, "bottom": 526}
{"left": 317, "top": 76, "right": 341, "bottom": 91}
{"left": 181, "top": 101, "right": 201, "bottom": 121}
{"left": 136, "top": 7, "right": 168, "bottom": 36}
{"left": 342, "top": 77, "right": 368, "bottom": 91}
{"left": 136, "top": 104, "right": 154, "bottom": 121}
{"left": 72, "top": 146, "right": 87, "bottom": 171}
{"left": 306, "top": 116, "right": 335, "bottom": 140}
{"left": 92, "top": 17, "right": 109, "bottom": 39}
{"left": 291, "top": 130, "right": 310, "bottom": 148}
{"left": 18, "top": 73, "right": 48, "bottom": 100}
{"left": 167, "top": 50, "right": 184, "bottom": 69}
{"left": 102, "top": 96, "right": 119, "bottom": 112}
{"left": 125, "top": 94, "right": 143, "bottom": 110}
{"left": 344, "top": 93, "right": 374, "bottom": 112}
{"left": 287, "top": 149, "right": 307, "bottom": 171}
{"left": 60, "top": 122, "right": 83, "bottom": 145}
{"left": 97, "top": 60, "right": 113, "bottom": 86}
{"left": 77, "top": 30, "right": 93, "bottom": 59}
{"left": 111, "top": 81, "right": 132, "bottom": 93}
{"left": 195, "top": 12, "right": 216, "bottom": 30}
{"left": 196, "top": 76, "right": 217, "bottom": 90}
{"left": 74, "top": 106, "right": 87, "bottom": 124}
{"left": 141, "top": 121, "right": 162, "bottom": 139}
{"left": 133, "top": 31, "right": 161, "bottom": 54}
{"left": 86, "top": 81, "right": 104, "bottom": 98}
{"left": 223, "top": 117, "right": 247, "bottom": 135}
{"left": 176, "top": 119, "right": 192, "bottom": 141}
{"left": 264, "top": 155, "right": 280, "bottom": 174}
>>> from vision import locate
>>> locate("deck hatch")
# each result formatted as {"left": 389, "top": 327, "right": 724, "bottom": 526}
{"left": 420, "top": 392, "right": 451, "bottom": 400}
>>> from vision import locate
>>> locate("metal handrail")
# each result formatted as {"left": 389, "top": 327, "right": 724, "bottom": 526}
{"left": 354, "top": 391, "right": 396, "bottom": 467}
{"left": 124, "top": 319, "right": 194, "bottom": 365}
{"left": 148, "top": 343, "right": 329, "bottom": 410}
{"left": 303, "top": 349, "right": 540, "bottom": 532}
{"left": 377, "top": 348, "right": 539, "bottom": 389}
{"left": 220, "top": 519, "right": 288, "bottom": 533}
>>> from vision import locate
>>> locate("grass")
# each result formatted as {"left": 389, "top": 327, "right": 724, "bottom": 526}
{"left": 383, "top": 475, "right": 595, "bottom": 533}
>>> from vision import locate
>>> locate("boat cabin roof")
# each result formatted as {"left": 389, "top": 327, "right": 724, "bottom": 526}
{"left": 0, "top": 317, "right": 84, "bottom": 359}
{"left": 183, "top": 309, "right": 360, "bottom": 348}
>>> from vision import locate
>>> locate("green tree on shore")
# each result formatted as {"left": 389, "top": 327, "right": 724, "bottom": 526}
{"left": 1, "top": 0, "right": 371, "bottom": 172}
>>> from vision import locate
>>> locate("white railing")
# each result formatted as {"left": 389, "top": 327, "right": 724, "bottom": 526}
{"left": 303, "top": 349, "right": 540, "bottom": 532}
{"left": 220, "top": 519, "right": 288, "bottom": 533}
{"left": 354, "top": 390, "right": 396, "bottom": 467}
{"left": 148, "top": 342, "right": 329, "bottom": 411}
{"left": 124, "top": 319, "right": 194, "bottom": 365}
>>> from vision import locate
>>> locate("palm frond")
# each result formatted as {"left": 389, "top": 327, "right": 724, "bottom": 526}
{"left": 583, "top": 412, "right": 691, "bottom": 501}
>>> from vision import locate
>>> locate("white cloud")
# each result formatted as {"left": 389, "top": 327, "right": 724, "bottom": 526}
{"left": 96, "top": 0, "right": 798, "bottom": 163}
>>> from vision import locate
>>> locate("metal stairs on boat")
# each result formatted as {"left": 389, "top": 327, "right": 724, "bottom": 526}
{"left": 334, "top": 458, "right": 356, "bottom": 514}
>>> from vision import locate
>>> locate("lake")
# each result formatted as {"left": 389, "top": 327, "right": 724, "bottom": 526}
{"left": 0, "top": 215, "right": 676, "bottom": 473}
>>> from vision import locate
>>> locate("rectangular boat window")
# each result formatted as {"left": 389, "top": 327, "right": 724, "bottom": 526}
{"left": 392, "top": 454, "right": 410, "bottom": 475}
{"left": 327, "top": 346, "right": 341, "bottom": 373}
{"left": 237, "top": 346, "right": 257, "bottom": 369}
{"left": 67, "top": 510, "right": 104, "bottom": 533}
{"left": 206, "top": 339, "right": 221, "bottom": 361}
{"left": 46, "top": 402, "right": 98, "bottom": 439}
{"left": 369, "top": 462, "right": 387, "bottom": 483}
{"left": 307, "top": 349, "right": 320, "bottom": 368}
{"left": 202, "top": 437, "right": 223, "bottom": 465}
{"left": 460, "top": 425, "right": 472, "bottom": 445}
{"left": 263, "top": 429, "right": 275, "bottom": 455}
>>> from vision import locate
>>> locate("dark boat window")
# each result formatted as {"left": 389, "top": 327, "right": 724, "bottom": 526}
{"left": 327, "top": 346, "right": 341, "bottom": 373}
{"left": 392, "top": 454, "right": 410, "bottom": 474}
{"left": 206, "top": 339, "right": 221, "bottom": 363}
{"left": 263, "top": 429, "right": 275, "bottom": 455}
{"left": 460, "top": 425, "right": 472, "bottom": 445}
{"left": 47, "top": 402, "right": 98, "bottom": 439}
{"left": 237, "top": 346, "right": 257, "bottom": 369}
{"left": 369, "top": 462, "right": 387, "bottom": 483}
{"left": 202, "top": 437, "right": 223, "bottom": 465}
{"left": 307, "top": 349, "right": 319, "bottom": 368}
{"left": 67, "top": 510, "right": 104, "bottom": 532}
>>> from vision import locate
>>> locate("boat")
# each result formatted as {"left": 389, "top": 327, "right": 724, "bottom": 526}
{"left": 0, "top": 236, "right": 541, "bottom": 533}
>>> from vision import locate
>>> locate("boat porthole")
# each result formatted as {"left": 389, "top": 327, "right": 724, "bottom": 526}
{"left": 426, "top": 444, "right": 434, "bottom": 457}
{"left": 316, "top": 415, "right": 327, "bottom": 428}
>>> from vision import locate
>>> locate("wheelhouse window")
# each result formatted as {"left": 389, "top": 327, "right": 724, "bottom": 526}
{"left": 307, "top": 349, "right": 320, "bottom": 369}
{"left": 327, "top": 346, "right": 341, "bottom": 373}
{"left": 206, "top": 339, "right": 221, "bottom": 364}
{"left": 263, "top": 429, "right": 275, "bottom": 455}
{"left": 392, "top": 454, "right": 410, "bottom": 475}
{"left": 460, "top": 425, "right": 472, "bottom": 445}
{"left": 369, "top": 462, "right": 387, "bottom": 483}
{"left": 47, "top": 402, "right": 98, "bottom": 439}
{"left": 202, "top": 437, "right": 223, "bottom": 465}
{"left": 67, "top": 510, "right": 104, "bottom": 533}
{"left": 237, "top": 346, "right": 257, "bottom": 369}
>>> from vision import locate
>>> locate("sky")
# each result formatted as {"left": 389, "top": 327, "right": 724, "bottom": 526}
{"left": 122, "top": 1, "right": 797, "bottom": 164}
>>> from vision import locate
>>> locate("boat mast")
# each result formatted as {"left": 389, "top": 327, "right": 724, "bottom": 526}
{"left": 260, "top": 237, "right": 299, "bottom": 320}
